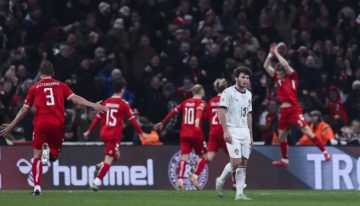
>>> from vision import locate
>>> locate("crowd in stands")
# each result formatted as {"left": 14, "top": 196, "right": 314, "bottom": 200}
{"left": 0, "top": 0, "right": 359, "bottom": 145}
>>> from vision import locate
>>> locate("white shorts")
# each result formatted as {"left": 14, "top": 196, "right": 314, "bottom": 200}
{"left": 226, "top": 127, "right": 251, "bottom": 159}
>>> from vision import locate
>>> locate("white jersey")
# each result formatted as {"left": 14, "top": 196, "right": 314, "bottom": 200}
{"left": 220, "top": 85, "right": 252, "bottom": 128}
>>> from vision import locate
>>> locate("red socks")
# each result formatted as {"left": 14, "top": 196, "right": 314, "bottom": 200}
{"left": 280, "top": 142, "right": 288, "bottom": 159}
{"left": 194, "top": 158, "right": 207, "bottom": 176}
{"left": 97, "top": 163, "right": 110, "bottom": 180}
{"left": 32, "top": 158, "right": 42, "bottom": 186}
{"left": 312, "top": 136, "right": 325, "bottom": 152}
{"left": 177, "top": 160, "right": 187, "bottom": 179}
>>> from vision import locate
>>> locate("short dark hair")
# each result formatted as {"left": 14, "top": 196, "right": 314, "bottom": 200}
{"left": 113, "top": 80, "right": 126, "bottom": 93}
{"left": 234, "top": 66, "right": 252, "bottom": 77}
{"left": 40, "top": 60, "right": 55, "bottom": 76}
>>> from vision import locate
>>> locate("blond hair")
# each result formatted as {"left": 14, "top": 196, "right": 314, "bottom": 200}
{"left": 213, "top": 78, "right": 228, "bottom": 93}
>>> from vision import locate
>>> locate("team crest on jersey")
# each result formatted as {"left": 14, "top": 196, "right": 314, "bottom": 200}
{"left": 168, "top": 151, "right": 208, "bottom": 190}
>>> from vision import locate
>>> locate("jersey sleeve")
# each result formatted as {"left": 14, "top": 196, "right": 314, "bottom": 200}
{"left": 196, "top": 101, "right": 206, "bottom": 120}
{"left": 174, "top": 101, "right": 183, "bottom": 113}
{"left": 248, "top": 93, "right": 252, "bottom": 113}
{"left": 61, "top": 82, "right": 75, "bottom": 100}
{"left": 219, "top": 90, "right": 230, "bottom": 109}
{"left": 24, "top": 86, "right": 35, "bottom": 108}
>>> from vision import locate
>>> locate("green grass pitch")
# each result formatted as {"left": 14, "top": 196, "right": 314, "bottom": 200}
{"left": 1, "top": 190, "right": 359, "bottom": 206}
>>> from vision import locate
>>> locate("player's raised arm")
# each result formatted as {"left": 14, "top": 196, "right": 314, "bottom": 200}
{"left": 0, "top": 105, "right": 30, "bottom": 137}
{"left": 263, "top": 44, "right": 276, "bottom": 77}
{"left": 273, "top": 44, "right": 294, "bottom": 75}
{"left": 70, "top": 95, "right": 107, "bottom": 112}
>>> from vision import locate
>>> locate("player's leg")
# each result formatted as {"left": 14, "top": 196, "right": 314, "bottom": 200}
{"left": 47, "top": 125, "right": 65, "bottom": 163}
{"left": 91, "top": 142, "right": 119, "bottom": 191}
{"left": 300, "top": 126, "right": 331, "bottom": 160}
{"left": 216, "top": 139, "right": 240, "bottom": 197}
{"left": 31, "top": 126, "right": 47, "bottom": 196}
{"left": 207, "top": 134, "right": 218, "bottom": 162}
{"left": 190, "top": 140, "right": 208, "bottom": 190}
{"left": 291, "top": 106, "right": 331, "bottom": 160}
{"left": 32, "top": 149, "right": 42, "bottom": 196}
{"left": 177, "top": 139, "right": 190, "bottom": 191}
{"left": 272, "top": 129, "right": 289, "bottom": 167}
{"left": 234, "top": 142, "right": 251, "bottom": 201}
{"left": 272, "top": 108, "right": 290, "bottom": 167}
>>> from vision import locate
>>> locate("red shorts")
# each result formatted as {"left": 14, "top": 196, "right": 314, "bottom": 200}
{"left": 32, "top": 124, "right": 64, "bottom": 158}
{"left": 104, "top": 139, "right": 120, "bottom": 160}
{"left": 279, "top": 105, "right": 307, "bottom": 130}
{"left": 207, "top": 132, "right": 227, "bottom": 153}
{"left": 180, "top": 138, "right": 207, "bottom": 156}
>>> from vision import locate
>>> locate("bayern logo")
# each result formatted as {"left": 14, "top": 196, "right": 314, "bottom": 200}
{"left": 168, "top": 151, "right": 209, "bottom": 190}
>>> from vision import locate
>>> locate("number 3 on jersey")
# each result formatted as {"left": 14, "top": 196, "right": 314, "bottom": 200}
{"left": 44, "top": 88, "right": 55, "bottom": 106}
{"left": 106, "top": 109, "right": 118, "bottom": 126}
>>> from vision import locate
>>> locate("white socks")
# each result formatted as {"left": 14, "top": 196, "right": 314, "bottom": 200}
{"left": 218, "top": 162, "right": 233, "bottom": 183}
{"left": 93, "top": 177, "right": 102, "bottom": 186}
{"left": 235, "top": 166, "right": 246, "bottom": 196}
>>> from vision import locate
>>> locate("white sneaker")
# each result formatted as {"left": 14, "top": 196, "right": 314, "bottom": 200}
{"left": 235, "top": 194, "right": 252, "bottom": 201}
{"left": 215, "top": 177, "right": 224, "bottom": 197}
{"left": 90, "top": 178, "right": 101, "bottom": 192}
{"left": 41, "top": 143, "right": 50, "bottom": 164}
{"left": 33, "top": 185, "right": 41, "bottom": 196}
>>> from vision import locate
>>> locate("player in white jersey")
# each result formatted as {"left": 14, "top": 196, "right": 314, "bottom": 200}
{"left": 215, "top": 66, "right": 253, "bottom": 201}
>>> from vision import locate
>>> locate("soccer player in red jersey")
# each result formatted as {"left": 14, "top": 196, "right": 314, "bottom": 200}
{"left": 154, "top": 84, "right": 207, "bottom": 191}
{"left": 263, "top": 43, "right": 331, "bottom": 167}
{"left": 0, "top": 61, "right": 107, "bottom": 195}
{"left": 204, "top": 78, "right": 228, "bottom": 161}
{"left": 83, "top": 80, "right": 147, "bottom": 191}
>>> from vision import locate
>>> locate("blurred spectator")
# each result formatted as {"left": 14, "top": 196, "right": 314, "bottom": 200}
{"left": 159, "top": 82, "right": 179, "bottom": 142}
{"left": 326, "top": 86, "right": 349, "bottom": 126}
{"left": 337, "top": 119, "right": 360, "bottom": 145}
{"left": 139, "top": 75, "right": 167, "bottom": 123}
{"left": 0, "top": 0, "right": 359, "bottom": 144}
{"left": 259, "top": 100, "right": 278, "bottom": 145}
{"left": 176, "top": 75, "right": 194, "bottom": 100}
{"left": 345, "top": 80, "right": 360, "bottom": 121}
{"left": 296, "top": 110, "right": 335, "bottom": 146}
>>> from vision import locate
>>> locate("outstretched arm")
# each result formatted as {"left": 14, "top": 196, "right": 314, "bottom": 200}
{"left": 273, "top": 45, "right": 294, "bottom": 75}
{"left": 70, "top": 95, "right": 107, "bottom": 112}
{"left": 0, "top": 105, "right": 29, "bottom": 137}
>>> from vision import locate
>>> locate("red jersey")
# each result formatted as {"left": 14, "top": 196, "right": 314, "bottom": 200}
{"left": 24, "top": 77, "right": 74, "bottom": 127}
{"left": 96, "top": 96, "right": 134, "bottom": 140}
{"left": 274, "top": 71, "right": 299, "bottom": 105}
{"left": 204, "top": 94, "right": 223, "bottom": 136}
{"left": 175, "top": 98, "right": 206, "bottom": 139}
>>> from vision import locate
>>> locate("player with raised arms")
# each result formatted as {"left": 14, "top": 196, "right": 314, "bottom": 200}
{"left": 263, "top": 43, "right": 331, "bottom": 167}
